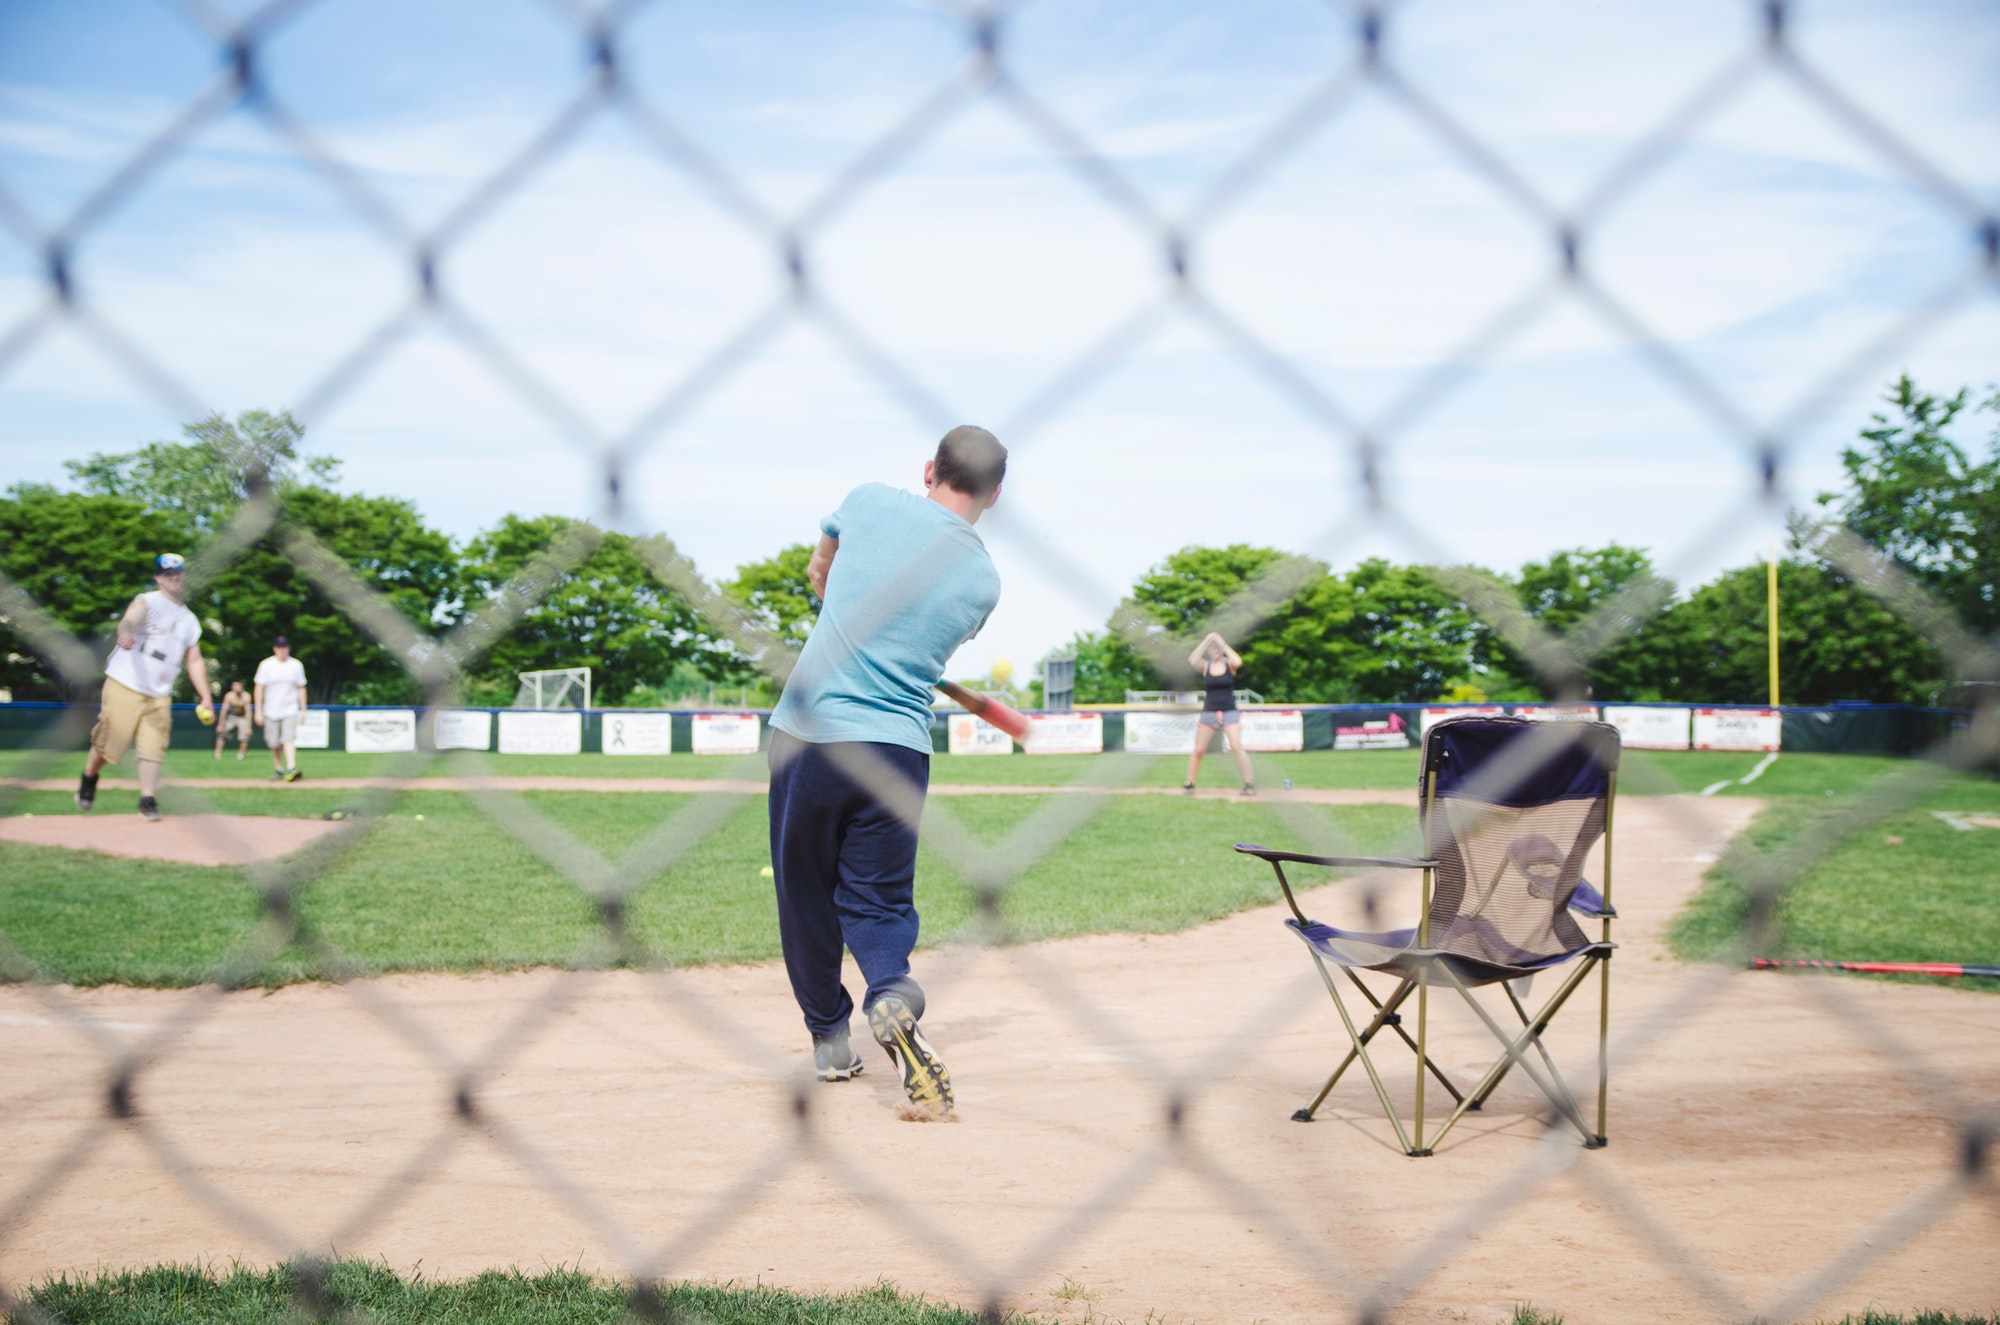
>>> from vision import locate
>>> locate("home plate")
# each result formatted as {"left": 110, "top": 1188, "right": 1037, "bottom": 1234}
{"left": 0, "top": 814, "right": 343, "bottom": 867}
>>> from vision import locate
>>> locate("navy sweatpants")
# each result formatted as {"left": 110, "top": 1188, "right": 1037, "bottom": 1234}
{"left": 767, "top": 729, "right": 931, "bottom": 1038}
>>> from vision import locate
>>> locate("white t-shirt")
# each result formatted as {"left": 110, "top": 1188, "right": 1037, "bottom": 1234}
{"left": 104, "top": 591, "right": 202, "bottom": 698}
{"left": 255, "top": 655, "right": 309, "bottom": 719}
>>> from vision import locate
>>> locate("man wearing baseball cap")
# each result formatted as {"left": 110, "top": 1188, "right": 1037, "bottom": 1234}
{"left": 254, "top": 635, "right": 308, "bottom": 782}
{"left": 76, "top": 553, "right": 215, "bottom": 822}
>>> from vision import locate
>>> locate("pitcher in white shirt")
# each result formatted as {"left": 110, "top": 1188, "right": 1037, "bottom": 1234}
{"left": 254, "top": 636, "right": 309, "bottom": 782}
{"left": 77, "top": 553, "right": 215, "bottom": 822}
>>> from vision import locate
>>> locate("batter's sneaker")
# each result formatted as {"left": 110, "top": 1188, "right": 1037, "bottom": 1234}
{"left": 137, "top": 796, "right": 161, "bottom": 823}
{"left": 812, "top": 1029, "right": 864, "bottom": 1082}
{"left": 868, "top": 994, "right": 952, "bottom": 1113}
{"left": 283, "top": 767, "right": 303, "bottom": 782}
{"left": 75, "top": 773, "right": 98, "bottom": 812}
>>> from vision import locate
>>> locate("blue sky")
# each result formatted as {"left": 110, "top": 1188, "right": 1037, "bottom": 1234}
{"left": 2, "top": 0, "right": 1997, "bottom": 681}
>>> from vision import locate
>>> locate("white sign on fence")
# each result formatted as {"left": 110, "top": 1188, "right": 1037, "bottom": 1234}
{"left": 1603, "top": 705, "right": 1692, "bottom": 750}
{"left": 1513, "top": 704, "right": 1601, "bottom": 723}
{"left": 498, "top": 710, "right": 583, "bottom": 755}
{"left": 691, "top": 712, "right": 761, "bottom": 755}
{"left": 1241, "top": 710, "right": 1305, "bottom": 752}
{"left": 1693, "top": 707, "right": 1782, "bottom": 752}
{"left": 433, "top": 709, "right": 491, "bottom": 751}
{"left": 602, "top": 712, "right": 674, "bottom": 755}
{"left": 295, "top": 708, "right": 330, "bottom": 749}
{"left": 345, "top": 708, "right": 416, "bottom": 753}
{"left": 1333, "top": 711, "right": 1411, "bottom": 750}
{"left": 1123, "top": 710, "right": 1197, "bottom": 754}
{"left": 1025, "top": 711, "right": 1103, "bottom": 755}
{"left": 1420, "top": 705, "right": 1506, "bottom": 733}
{"left": 947, "top": 713, "right": 1013, "bottom": 755}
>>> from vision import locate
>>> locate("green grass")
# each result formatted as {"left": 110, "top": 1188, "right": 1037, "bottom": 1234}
{"left": 1668, "top": 774, "right": 2000, "bottom": 988}
{"left": 11, "top": 1262, "right": 988, "bottom": 1324}
{"left": 16, "top": 1265, "right": 1992, "bottom": 1325}
{"left": 0, "top": 785, "right": 1407, "bottom": 987}
{"left": 0, "top": 743, "right": 1934, "bottom": 796}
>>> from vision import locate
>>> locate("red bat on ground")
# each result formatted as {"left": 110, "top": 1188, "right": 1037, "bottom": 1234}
{"left": 938, "top": 680, "right": 1032, "bottom": 742}
{"left": 1752, "top": 958, "right": 2000, "bottom": 979}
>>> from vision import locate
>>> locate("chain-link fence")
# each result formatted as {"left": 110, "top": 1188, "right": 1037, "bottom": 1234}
{"left": 3, "top": 0, "right": 1998, "bottom": 1321}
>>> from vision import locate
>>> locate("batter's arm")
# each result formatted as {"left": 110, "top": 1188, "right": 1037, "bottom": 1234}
{"left": 115, "top": 595, "right": 147, "bottom": 651}
{"left": 806, "top": 534, "right": 838, "bottom": 599}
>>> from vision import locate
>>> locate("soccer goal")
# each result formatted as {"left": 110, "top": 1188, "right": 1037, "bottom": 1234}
{"left": 514, "top": 667, "right": 592, "bottom": 712}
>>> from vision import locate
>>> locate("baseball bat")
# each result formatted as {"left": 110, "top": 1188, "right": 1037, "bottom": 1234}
{"left": 938, "top": 680, "right": 1032, "bottom": 741}
{"left": 1751, "top": 958, "right": 2000, "bottom": 979}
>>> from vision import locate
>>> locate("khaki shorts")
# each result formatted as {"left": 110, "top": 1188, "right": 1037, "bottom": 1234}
{"left": 221, "top": 713, "right": 252, "bottom": 740}
{"left": 91, "top": 677, "right": 172, "bottom": 766}
{"left": 264, "top": 713, "right": 300, "bottom": 747}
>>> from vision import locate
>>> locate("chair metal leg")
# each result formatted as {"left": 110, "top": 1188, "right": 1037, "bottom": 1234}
{"left": 1429, "top": 959, "right": 1601, "bottom": 1149}
{"left": 1344, "top": 970, "right": 1465, "bottom": 1106}
{"left": 1304, "top": 954, "right": 1418, "bottom": 1154}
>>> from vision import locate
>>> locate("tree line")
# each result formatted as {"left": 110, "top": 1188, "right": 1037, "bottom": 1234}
{"left": 1, "top": 375, "right": 1992, "bottom": 709}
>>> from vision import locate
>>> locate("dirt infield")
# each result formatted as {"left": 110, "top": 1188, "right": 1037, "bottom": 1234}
{"left": 3, "top": 795, "right": 1997, "bottom": 1323}
{"left": 0, "top": 812, "right": 341, "bottom": 867}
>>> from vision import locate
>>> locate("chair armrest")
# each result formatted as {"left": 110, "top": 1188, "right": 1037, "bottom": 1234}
{"left": 1569, "top": 878, "right": 1617, "bottom": 918}
{"left": 1235, "top": 844, "right": 1437, "bottom": 870}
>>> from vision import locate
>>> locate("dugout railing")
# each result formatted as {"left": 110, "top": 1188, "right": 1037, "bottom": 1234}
{"left": 1, "top": 1, "right": 1997, "bottom": 1323}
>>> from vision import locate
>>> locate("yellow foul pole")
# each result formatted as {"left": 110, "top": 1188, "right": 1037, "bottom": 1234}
{"left": 1767, "top": 548, "right": 1781, "bottom": 707}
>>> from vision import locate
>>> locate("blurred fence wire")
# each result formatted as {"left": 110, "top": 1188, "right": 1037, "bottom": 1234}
{"left": 2, "top": 0, "right": 1998, "bottom": 1322}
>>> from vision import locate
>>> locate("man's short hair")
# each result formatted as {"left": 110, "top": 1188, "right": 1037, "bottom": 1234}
{"left": 933, "top": 425, "right": 1007, "bottom": 499}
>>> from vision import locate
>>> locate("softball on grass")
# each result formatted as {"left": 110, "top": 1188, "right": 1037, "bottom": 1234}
{"left": 760, "top": 866, "right": 774, "bottom": 878}
{"left": 989, "top": 657, "right": 1013, "bottom": 684}
{"left": 414, "top": 814, "right": 426, "bottom": 821}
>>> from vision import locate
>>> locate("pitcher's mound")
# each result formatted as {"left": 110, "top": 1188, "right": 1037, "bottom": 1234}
{"left": 0, "top": 813, "right": 342, "bottom": 867}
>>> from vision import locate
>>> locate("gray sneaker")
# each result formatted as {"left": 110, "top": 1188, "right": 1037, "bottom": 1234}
{"left": 812, "top": 1029, "right": 864, "bottom": 1082}
{"left": 868, "top": 994, "right": 952, "bottom": 1113}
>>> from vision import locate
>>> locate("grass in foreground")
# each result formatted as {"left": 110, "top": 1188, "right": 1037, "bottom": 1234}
{"left": 1668, "top": 774, "right": 2000, "bottom": 989}
{"left": 0, "top": 786, "right": 1408, "bottom": 987}
{"left": 12, "top": 1263, "right": 982, "bottom": 1324}
{"left": 16, "top": 1265, "right": 1992, "bottom": 1325}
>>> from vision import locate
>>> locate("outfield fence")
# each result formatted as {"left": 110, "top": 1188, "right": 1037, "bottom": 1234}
{"left": 2, "top": 2, "right": 1998, "bottom": 1322}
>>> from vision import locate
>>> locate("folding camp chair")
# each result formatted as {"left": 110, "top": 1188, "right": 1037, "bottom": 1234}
{"left": 1238, "top": 715, "right": 1619, "bottom": 1156}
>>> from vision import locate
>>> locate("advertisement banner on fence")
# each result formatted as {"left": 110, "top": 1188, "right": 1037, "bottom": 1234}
{"left": 432, "top": 709, "right": 491, "bottom": 751}
{"left": 1421, "top": 705, "right": 1505, "bottom": 734}
{"left": 498, "top": 710, "right": 583, "bottom": 755}
{"left": 1123, "top": 710, "right": 1197, "bottom": 754}
{"left": 1242, "top": 710, "right": 1306, "bottom": 752}
{"left": 691, "top": 712, "right": 761, "bottom": 756}
{"left": 345, "top": 708, "right": 416, "bottom": 753}
{"left": 1694, "top": 707, "right": 1782, "bottom": 752}
{"left": 602, "top": 712, "right": 673, "bottom": 755}
{"left": 295, "top": 708, "right": 330, "bottom": 750}
{"left": 1513, "top": 704, "right": 1601, "bottom": 723}
{"left": 1332, "top": 710, "right": 1411, "bottom": 750}
{"left": 1025, "top": 711, "right": 1103, "bottom": 755}
{"left": 948, "top": 713, "right": 1012, "bottom": 755}
{"left": 1604, "top": 705, "right": 1692, "bottom": 750}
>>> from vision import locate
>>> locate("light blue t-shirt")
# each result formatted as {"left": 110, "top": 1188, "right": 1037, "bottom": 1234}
{"left": 770, "top": 483, "right": 1001, "bottom": 753}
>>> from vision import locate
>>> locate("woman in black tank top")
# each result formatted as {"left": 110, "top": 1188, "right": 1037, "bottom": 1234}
{"left": 1184, "top": 631, "right": 1254, "bottom": 796}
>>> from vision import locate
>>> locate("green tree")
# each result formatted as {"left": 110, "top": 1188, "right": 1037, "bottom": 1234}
{"left": 1499, "top": 544, "right": 1682, "bottom": 701}
{"left": 722, "top": 543, "right": 818, "bottom": 653}
{"left": 65, "top": 410, "right": 339, "bottom": 533}
{"left": 1344, "top": 559, "right": 1493, "bottom": 703}
{"left": 1660, "top": 559, "right": 1943, "bottom": 705}
{"left": 0, "top": 487, "right": 192, "bottom": 699}
{"left": 1821, "top": 375, "right": 1999, "bottom": 636}
{"left": 200, "top": 487, "right": 459, "bottom": 704}
{"left": 458, "top": 515, "right": 734, "bottom": 706}
{"left": 1048, "top": 630, "right": 1156, "bottom": 704}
